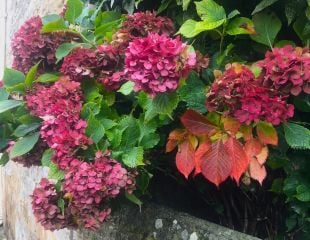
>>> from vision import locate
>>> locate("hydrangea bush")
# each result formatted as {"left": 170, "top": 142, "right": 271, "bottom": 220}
{"left": 0, "top": 0, "right": 309, "bottom": 238}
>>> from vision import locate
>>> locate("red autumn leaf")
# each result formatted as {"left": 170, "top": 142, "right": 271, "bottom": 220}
{"left": 240, "top": 125, "right": 253, "bottom": 141}
{"left": 256, "top": 121, "right": 278, "bottom": 145}
{"left": 176, "top": 140, "right": 196, "bottom": 179}
{"left": 249, "top": 157, "right": 267, "bottom": 185}
{"left": 222, "top": 116, "right": 241, "bottom": 135}
{"left": 224, "top": 137, "right": 250, "bottom": 183}
{"left": 166, "top": 129, "right": 187, "bottom": 152}
{"left": 256, "top": 146, "right": 268, "bottom": 165}
{"left": 199, "top": 139, "right": 232, "bottom": 187}
{"left": 181, "top": 109, "right": 217, "bottom": 136}
{"left": 194, "top": 139, "right": 211, "bottom": 175}
{"left": 244, "top": 138, "right": 264, "bottom": 158}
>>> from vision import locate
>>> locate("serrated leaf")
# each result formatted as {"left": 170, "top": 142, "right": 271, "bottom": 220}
{"left": 283, "top": 123, "right": 310, "bottom": 150}
{"left": 0, "top": 100, "right": 23, "bottom": 114}
{"left": 178, "top": 72, "right": 207, "bottom": 113}
{"left": 138, "top": 120, "right": 160, "bottom": 149}
{"left": 251, "top": 12, "right": 281, "bottom": 47}
{"left": 48, "top": 162, "right": 65, "bottom": 180}
{"left": 181, "top": 109, "right": 217, "bottom": 135}
{"left": 226, "top": 17, "right": 255, "bottom": 35}
{"left": 3, "top": 68, "right": 25, "bottom": 87}
{"left": 252, "top": 0, "right": 279, "bottom": 15}
{"left": 65, "top": 0, "right": 84, "bottom": 24}
{"left": 10, "top": 132, "right": 40, "bottom": 158}
{"left": 25, "top": 62, "right": 40, "bottom": 88}
{"left": 176, "top": 140, "right": 196, "bottom": 179}
{"left": 195, "top": 0, "right": 226, "bottom": 22}
{"left": 41, "top": 149, "right": 54, "bottom": 167}
{"left": 0, "top": 153, "right": 9, "bottom": 166}
{"left": 256, "top": 121, "right": 278, "bottom": 145}
{"left": 13, "top": 123, "right": 40, "bottom": 137}
{"left": 122, "top": 146, "right": 144, "bottom": 167}
{"left": 55, "top": 43, "right": 81, "bottom": 63}
{"left": 100, "top": 118, "right": 116, "bottom": 130}
{"left": 119, "top": 116, "right": 140, "bottom": 150}
{"left": 199, "top": 139, "right": 232, "bottom": 186}
{"left": 152, "top": 92, "right": 179, "bottom": 116}
{"left": 117, "top": 81, "right": 134, "bottom": 95}
{"left": 37, "top": 73, "right": 59, "bottom": 83}
{"left": 86, "top": 115, "right": 105, "bottom": 144}
{"left": 41, "top": 19, "right": 68, "bottom": 33}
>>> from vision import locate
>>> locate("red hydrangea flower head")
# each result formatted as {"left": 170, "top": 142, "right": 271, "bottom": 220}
{"left": 60, "top": 48, "right": 99, "bottom": 81}
{"left": 125, "top": 33, "right": 196, "bottom": 95}
{"left": 11, "top": 16, "right": 78, "bottom": 73}
{"left": 259, "top": 46, "right": 310, "bottom": 96}
{"left": 31, "top": 178, "right": 74, "bottom": 231}
{"left": 206, "top": 63, "right": 294, "bottom": 125}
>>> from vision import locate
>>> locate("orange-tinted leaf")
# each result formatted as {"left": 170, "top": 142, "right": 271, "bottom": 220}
{"left": 256, "top": 121, "right": 278, "bottom": 146}
{"left": 249, "top": 158, "right": 266, "bottom": 185}
{"left": 166, "top": 129, "right": 187, "bottom": 152}
{"left": 199, "top": 139, "right": 232, "bottom": 187}
{"left": 240, "top": 125, "right": 253, "bottom": 141}
{"left": 166, "top": 139, "right": 178, "bottom": 152}
{"left": 256, "top": 146, "right": 268, "bottom": 165}
{"left": 176, "top": 140, "right": 196, "bottom": 179}
{"left": 224, "top": 137, "right": 250, "bottom": 183}
{"left": 222, "top": 116, "right": 241, "bottom": 135}
{"left": 188, "top": 135, "right": 199, "bottom": 149}
{"left": 181, "top": 110, "right": 217, "bottom": 136}
{"left": 194, "top": 139, "right": 211, "bottom": 175}
{"left": 244, "top": 138, "right": 263, "bottom": 158}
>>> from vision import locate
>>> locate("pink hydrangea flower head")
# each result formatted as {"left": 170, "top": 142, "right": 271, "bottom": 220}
{"left": 125, "top": 33, "right": 196, "bottom": 96}
{"left": 259, "top": 46, "right": 310, "bottom": 96}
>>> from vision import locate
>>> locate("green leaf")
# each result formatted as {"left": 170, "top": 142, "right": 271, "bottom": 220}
{"left": 183, "top": 0, "right": 191, "bottom": 10}
{"left": 119, "top": 116, "right": 140, "bottom": 149}
{"left": 81, "top": 102, "right": 101, "bottom": 119}
{"left": 269, "top": 178, "right": 283, "bottom": 193}
{"left": 0, "top": 100, "right": 23, "bottom": 114}
{"left": 138, "top": 120, "right": 160, "bottom": 149}
{"left": 122, "top": 146, "right": 144, "bottom": 167}
{"left": 252, "top": 0, "right": 279, "bottom": 15}
{"left": 10, "top": 132, "right": 40, "bottom": 158}
{"left": 25, "top": 62, "right": 40, "bottom": 88}
{"left": 226, "top": 17, "right": 255, "bottom": 35}
{"left": 178, "top": 72, "right": 207, "bottom": 113}
{"left": 100, "top": 118, "right": 116, "bottom": 130}
{"left": 13, "top": 123, "right": 40, "bottom": 137}
{"left": 117, "top": 81, "right": 134, "bottom": 95}
{"left": 55, "top": 43, "right": 81, "bottom": 63}
{"left": 0, "top": 153, "right": 9, "bottom": 166}
{"left": 283, "top": 123, "right": 310, "bottom": 150}
{"left": 123, "top": 0, "right": 135, "bottom": 14}
{"left": 106, "top": 129, "right": 123, "bottom": 148}
{"left": 293, "top": 94, "right": 310, "bottom": 112}
{"left": 227, "top": 10, "right": 240, "bottom": 19}
{"left": 42, "top": 14, "right": 62, "bottom": 25}
{"left": 48, "top": 162, "right": 65, "bottom": 180}
{"left": 125, "top": 192, "right": 142, "bottom": 211}
{"left": 0, "top": 139, "right": 8, "bottom": 151}
{"left": 86, "top": 115, "right": 105, "bottom": 144}
{"left": 3, "top": 68, "right": 25, "bottom": 87}
{"left": 65, "top": 0, "right": 84, "bottom": 24}
{"left": 152, "top": 92, "right": 179, "bottom": 116}
{"left": 41, "top": 19, "right": 68, "bottom": 33}
{"left": 0, "top": 88, "right": 9, "bottom": 101}
{"left": 293, "top": 15, "right": 310, "bottom": 42}
{"left": 41, "top": 149, "right": 54, "bottom": 167}
{"left": 251, "top": 12, "right": 282, "bottom": 47}
{"left": 57, "top": 199, "right": 65, "bottom": 215}
{"left": 37, "top": 73, "right": 59, "bottom": 83}
{"left": 195, "top": 0, "right": 226, "bottom": 22}
{"left": 296, "top": 185, "right": 310, "bottom": 202}
{"left": 250, "top": 65, "right": 262, "bottom": 78}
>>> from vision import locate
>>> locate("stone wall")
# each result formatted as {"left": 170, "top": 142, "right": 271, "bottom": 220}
{"left": 1, "top": 1, "right": 261, "bottom": 239}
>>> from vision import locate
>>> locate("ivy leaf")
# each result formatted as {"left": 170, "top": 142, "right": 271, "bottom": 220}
{"left": 37, "top": 73, "right": 59, "bottom": 83}
{"left": 195, "top": 0, "right": 226, "bottom": 22}
{"left": 283, "top": 123, "right": 310, "bottom": 150}
{"left": 226, "top": 17, "right": 256, "bottom": 35}
{"left": 178, "top": 72, "right": 207, "bottom": 113}
{"left": 41, "top": 19, "right": 68, "bottom": 33}
{"left": 86, "top": 115, "right": 105, "bottom": 144}
{"left": 256, "top": 121, "right": 278, "bottom": 145}
{"left": 41, "top": 149, "right": 54, "bottom": 167}
{"left": 181, "top": 109, "right": 217, "bottom": 136}
{"left": 25, "top": 62, "right": 40, "bottom": 88}
{"left": 10, "top": 132, "right": 40, "bottom": 158}
{"left": 48, "top": 162, "right": 65, "bottom": 180}
{"left": 199, "top": 139, "right": 232, "bottom": 187}
{"left": 13, "top": 123, "right": 40, "bottom": 137}
{"left": 3, "top": 68, "right": 25, "bottom": 88}
{"left": 65, "top": 0, "right": 84, "bottom": 24}
{"left": 0, "top": 153, "right": 9, "bottom": 166}
{"left": 224, "top": 137, "right": 249, "bottom": 183}
{"left": 176, "top": 140, "right": 196, "bottom": 179}
{"left": 117, "top": 81, "right": 134, "bottom": 95}
{"left": 122, "top": 146, "right": 144, "bottom": 168}
{"left": 251, "top": 12, "right": 282, "bottom": 47}
{"left": 0, "top": 100, "right": 23, "bottom": 114}
{"left": 252, "top": 0, "right": 279, "bottom": 15}
{"left": 55, "top": 43, "right": 82, "bottom": 63}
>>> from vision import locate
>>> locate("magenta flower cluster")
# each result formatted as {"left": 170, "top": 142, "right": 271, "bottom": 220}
{"left": 259, "top": 46, "right": 310, "bottom": 96}
{"left": 11, "top": 16, "right": 78, "bottom": 73}
{"left": 125, "top": 33, "right": 196, "bottom": 95}
{"left": 26, "top": 77, "right": 91, "bottom": 169}
{"left": 206, "top": 64, "right": 294, "bottom": 125}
